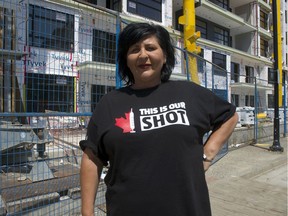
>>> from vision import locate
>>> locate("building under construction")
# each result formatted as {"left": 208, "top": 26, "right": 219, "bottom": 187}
{"left": 0, "top": 0, "right": 287, "bottom": 215}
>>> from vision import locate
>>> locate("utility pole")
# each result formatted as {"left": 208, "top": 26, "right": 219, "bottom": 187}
{"left": 178, "top": 0, "right": 201, "bottom": 84}
{"left": 270, "top": 0, "right": 283, "bottom": 152}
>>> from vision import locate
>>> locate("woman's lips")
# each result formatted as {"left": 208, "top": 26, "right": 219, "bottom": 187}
{"left": 138, "top": 64, "right": 151, "bottom": 69}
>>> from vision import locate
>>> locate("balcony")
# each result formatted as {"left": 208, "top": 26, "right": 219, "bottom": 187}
{"left": 195, "top": 0, "right": 256, "bottom": 36}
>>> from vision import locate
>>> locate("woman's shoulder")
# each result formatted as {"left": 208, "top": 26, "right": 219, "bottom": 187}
{"left": 166, "top": 80, "right": 217, "bottom": 98}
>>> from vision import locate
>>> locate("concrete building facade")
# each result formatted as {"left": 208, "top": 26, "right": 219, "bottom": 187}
{"left": 0, "top": 0, "right": 287, "bottom": 115}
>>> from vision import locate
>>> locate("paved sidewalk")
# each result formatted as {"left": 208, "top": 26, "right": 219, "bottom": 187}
{"left": 206, "top": 137, "right": 287, "bottom": 216}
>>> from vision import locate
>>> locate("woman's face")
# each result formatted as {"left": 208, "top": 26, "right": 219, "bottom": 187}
{"left": 127, "top": 35, "right": 166, "bottom": 89}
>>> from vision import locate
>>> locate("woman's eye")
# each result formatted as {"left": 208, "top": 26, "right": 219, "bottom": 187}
{"left": 146, "top": 47, "right": 156, "bottom": 51}
{"left": 129, "top": 48, "right": 139, "bottom": 53}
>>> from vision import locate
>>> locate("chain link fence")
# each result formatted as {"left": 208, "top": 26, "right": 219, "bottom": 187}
{"left": 0, "top": 0, "right": 287, "bottom": 215}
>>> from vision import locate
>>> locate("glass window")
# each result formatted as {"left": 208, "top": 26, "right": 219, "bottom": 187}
{"left": 260, "top": 10, "right": 268, "bottom": 30}
{"left": 245, "top": 66, "right": 254, "bottom": 83}
{"left": 127, "top": 0, "right": 162, "bottom": 22}
{"left": 212, "top": 52, "right": 226, "bottom": 76}
{"left": 214, "top": 26, "right": 229, "bottom": 46}
{"left": 245, "top": 95, "right": 255, "bottom": 107}
{"left": 260, "top": 38, "right": 269, "bottom": 57}
{"left": 92, "top": 29, "right": 116, "bottom": 64}
{"left": 231, "top": 94, "right": 239, "bottom": 107}
{"left": 208, "top": 0, "right": 229, "bottom": 10}
{"left": 268, "top": 68, "right": 275, "bottom": 84}
{"left": 110, "top": 0, "right": 121, "bottom": 11}
{"left": 0, "top": 7, "right": 15, "bottom": 50}
{"left": 80, "top": 0, "right": 121, "bottom": 11}
{"left": 268, "top": 94, "right": 274, "bottom": 108}
{"left": 29, "top": 5, "right": 74, "bottom": 52}
{"left": 84, "top": 0, "right": 97, "bottom": 4}
{"left": 197, "top": 49, "right": 205, "bottom": 73}
{"left": 26, "top": 73, "right": 74, "bottom": 112}
{"left": 0, "top": 7, "right": 4, "bottom": 49}
{"left": 231, "top": 62, "right": 240, "bottom": 82}
{"left": 212, "top": 52, "right": 226, "bottom": 69}
{"left": 196, "top": 19, "right": 207, "bottom": 39}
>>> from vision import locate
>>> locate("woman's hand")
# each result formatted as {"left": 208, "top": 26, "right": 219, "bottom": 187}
{"left": 203, "top": 160, "right": 212, "bottom": 172}
{"left": 203, "top": 112, "right": 238, "bottom": 172}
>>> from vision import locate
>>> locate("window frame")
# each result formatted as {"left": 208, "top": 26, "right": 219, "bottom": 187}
{"left": 245, "top": 95, "right": 255, "bottom": 107}
{"left": 260, "top": 9, "right": 268, "bottom": 30}
{"left": 208, "top": 0, "right": 229, "bottom": 10}
{"left": 92, "top": 29, "right": 116, "bottom": 64}
{"left": 231, "top": 62, "right": 240, "bottom": 83}
{"left": 268, "top": 94, "right": 274, "bottom": 108}
{"left": 214, "top": 25, "right": 229, "bottom": 46}
{"left": 28, "top": 4, "right": 75, "bottom": 52}
{"left": 260, "top": 37, "right": 269, "bottom": 57}
{"left": 127, "top": 0, "right": 162, "bottom": 22}
{"left": 268, "top": 67, "right": 275, "bottom": 84}
{"left": 212, "top": 52, "right": 227, "bottom": 76}
{"left": 231, "top": 94, "right": 239, "bottom": 107}
{"left": 196, "top": 19, "right": 207, "bottom": 39}
{"left": 245, "top": 66, "right": 254, "bottom": 84}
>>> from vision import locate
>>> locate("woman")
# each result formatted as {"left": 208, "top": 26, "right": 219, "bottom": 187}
{"left": 80, "top": 22, "right": 238, "bottom": 216}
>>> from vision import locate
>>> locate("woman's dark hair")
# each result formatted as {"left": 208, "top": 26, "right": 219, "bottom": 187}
{"left": 117, "top": 22, "right": 175, "bottom": 85}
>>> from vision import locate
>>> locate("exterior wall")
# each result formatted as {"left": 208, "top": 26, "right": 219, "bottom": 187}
{"left": 235, "top": 32, "right": 254, "bottom": 53}
{"left": 229, "top": 122, "right": 287, "bottom": 147}
{"left": 2, "top": 0, "right": 121, "bottom": 113}
{"left": 16, "top": 0, "right": 79, "bottom": 76}
{"left": 234, "top": 4, "right": 253, "bottom": 24}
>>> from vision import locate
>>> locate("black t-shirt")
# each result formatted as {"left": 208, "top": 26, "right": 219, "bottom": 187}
{"left": 80, "top": 80, "right": 236, "bottom": 216}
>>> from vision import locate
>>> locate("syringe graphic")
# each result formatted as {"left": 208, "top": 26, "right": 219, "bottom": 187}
{"left": 130, "top": 108, "right": 136, "bottom": 133}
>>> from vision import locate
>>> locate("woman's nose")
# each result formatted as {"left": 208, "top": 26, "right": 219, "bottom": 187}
{"left": 139, "top": 49, "right": 148, "bottom": 58}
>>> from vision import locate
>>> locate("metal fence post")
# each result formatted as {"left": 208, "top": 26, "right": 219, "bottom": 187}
{"left": 254, "top": 77, "right": 258, "bottom": 143}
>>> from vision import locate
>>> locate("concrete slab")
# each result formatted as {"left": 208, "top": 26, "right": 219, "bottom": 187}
{"left": 15, "top": 182, "right": 106, "bottom": 216}
{"left": 19, "top": 198, "right": 80, "bottom": 216}
{"left": 251, "top": 163, "right": 287, "bottom": 188}
{"left": 18, "top": 198, "right": 106, "bottom": 216}
{"left": 67, "top": 187, "right": 81, "bottom": 200}
{"left": 29, "top": 160, "right": 54, "bottom": 182}
{"left": 206, "top": 137, "right": 287, "bottom": 216}
{"left": 1, "top": 174, "right": 80, "bottom": 203}
{"left": 209, "top": 178, "right": 287, "bottom": 216}
{"left": 5, "top": 192, "right": 60, "bottom": 215}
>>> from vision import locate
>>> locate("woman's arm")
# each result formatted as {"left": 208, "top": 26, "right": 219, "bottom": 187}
{"left": 203, "top": 112, "right": 239, "bottom": 171}
{"left": 80, "top": 148, "right": 103, "bottom": 216}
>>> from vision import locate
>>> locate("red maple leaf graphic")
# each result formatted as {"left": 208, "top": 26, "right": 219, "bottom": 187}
{"left": 115, "top": 112, "right": 132, "bottom": 133}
